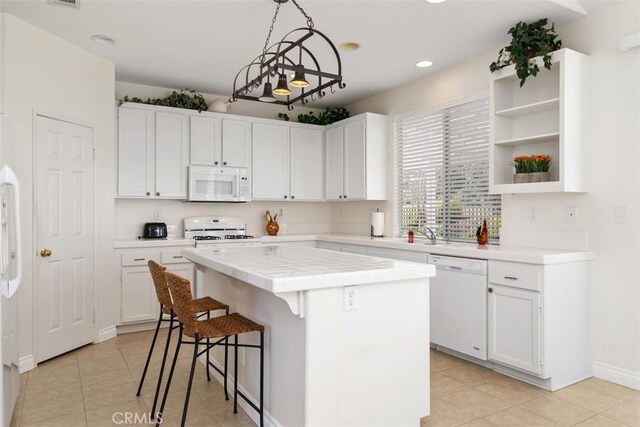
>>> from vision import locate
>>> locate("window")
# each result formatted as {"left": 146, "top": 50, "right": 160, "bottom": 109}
{"left": 396, "top": 97, "right": 501, "bottom": 243}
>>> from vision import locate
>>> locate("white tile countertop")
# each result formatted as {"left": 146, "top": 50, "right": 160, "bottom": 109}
{"left": 182, "top": 245, "right": 435, "bottom": 293}
{"left": 261, "top": 234, "right": 594, "bottom": 265}
{"left": 113, "top": 237, "right": 196, "bottom": 249}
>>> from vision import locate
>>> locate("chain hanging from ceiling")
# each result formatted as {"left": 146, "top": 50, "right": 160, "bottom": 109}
{"left": 229, "top": 0, "right": 345, "bottom": 110}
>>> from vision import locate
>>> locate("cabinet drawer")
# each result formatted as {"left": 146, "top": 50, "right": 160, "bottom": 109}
{"left": 161, "top": 249, "right": 191, "bottom": 264}
{"left": 121, "top": 252, "right": 160, "bottom": 267}
{"left": 489, "top": 261, "right": 542, "bottom": 291}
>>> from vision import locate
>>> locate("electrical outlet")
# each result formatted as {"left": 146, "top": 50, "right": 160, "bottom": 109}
{"left": 153, "top": 208, "right": 161, "bottom": 220}
{"left": 615, "top": 206, "right": 629, "bottom": 224}
{"left": 566, "top": 206, "right": 577, "bottom": 224}
{"left": 278, "top": 208, "right": 284, "bottom": 218}
{"left": 344, "top": 286, "right": 358, "bottom": 311}
{"left": 529, "top": 207, "right": 538, "bottom": 222}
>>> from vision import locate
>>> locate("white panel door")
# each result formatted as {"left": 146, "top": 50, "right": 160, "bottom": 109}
{"left": 252, "top": 123, "right": 290, "bottom": 200}
{"left": 121, "top": 267, "right": 158, "bottom": 323}
{"left": 155, "top": 111, "right": 188, "bottom": 198}
{"left": 117, "top": 108, "right": 153, "bottom": 197}
{"left": 325, "top": 125, "right": 344, "bottom": 200}
{"left": 344, "top": 119, "right": 366, "bottom": 200}
{"left": 290, "top": 127, "right": 323, "bottom": 201}
{"left": 488, "top": 284, "right": 542, "bottom": 375}
{"left": 35, "top": 116, "right": 95, "bottom": 362}
{"left": 222, "top": 119, "right": 251, "bottom": 168}
{"left": 190, "top": 115, "right": 221, "bottom": 166}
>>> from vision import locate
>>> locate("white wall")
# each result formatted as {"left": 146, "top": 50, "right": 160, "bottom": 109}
{"left": 346, "top": 3, "right": 640, "bottom": 384}
{"left": 2, "top": 14, "right": 116, "bottom": 364}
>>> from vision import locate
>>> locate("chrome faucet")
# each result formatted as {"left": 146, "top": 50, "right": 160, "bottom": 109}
{"left": 418, "top": 227, "right": 437, "bottom": 245}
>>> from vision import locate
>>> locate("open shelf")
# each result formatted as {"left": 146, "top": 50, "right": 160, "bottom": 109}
{"left": 495, "top": 98, "right": 560, "bottom": 118}
{"left": 491, "top": 181, "right": 563, "bottom": 194}
{"left": 494, "top": 132, "right": 560, "bottom": 147}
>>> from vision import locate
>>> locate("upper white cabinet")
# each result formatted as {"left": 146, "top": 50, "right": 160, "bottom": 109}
{"left": 117, "top": 106, "right": 188, "bottom": 199}
{"left": 190, "top": 116, "right": 251, "bottom": 168}
{"left": 490, "top": 49, "right": 589, "bottom": 194}
{"left": 252, "top": 123, "right": 324, "bottom": 201}
{"left": 325, "top": 113, "right": 388, "bottom": 201}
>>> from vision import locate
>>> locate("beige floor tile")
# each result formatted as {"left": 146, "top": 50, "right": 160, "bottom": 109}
{"left": 552, "top": 382, "right": 624, "bottom": 413}
{"left": 80, "top": 368, "right": 134, "bottom": 392}
{"left": 85, "top": 400, "right": 149, "bottom": 427}
{"left": 574, "top": 414, "right": 628, "bottom": 426}
{"left": 421, "top": 397, "right": 477, "bottom": 426}
{"left": 20, "top": 411, "right": 86, "bottom": 427}
{"left": 20, "top": 388, "right": 84, "bottom": 424}
{"left": 78, "top": 354, "right": 128, "bottom": 376}
{"left": 518, "top": 396, "right": 596, "bottom": 426}
{"left": 33, "top": 351, "right": 78, "bottom": 370}
{"left": 441, "top": 388, "right": 511, "bottom": 418}
{"left": 601, "top": 402, "right": 640, "bottom": 426}
{"left": 578, "top": 378, "right": 640, "bottom": 402}
{"left": 629, "top": 395, "right": 640, "bottom": 407}
{"left": 440, "top": 363, "right": 503, "bottom": 387}
{"left": 27, "top": 361, "right": 80, "bottom": 386}
{"left": 475, "top": 375, "right": 546, "bottom": 404}
{"left": 459, "top": 420, "right": 492, "bottom": 426}
{"left": 215, "top": 404, "right": 254, "bottom": 426}
{"left": 430, "top": 350, "right": 468, "bottom": 373}
{"left": 483, "top": 407, "right": 558, "bottom": 426}
{"left": 431, "top": 372, "right": 470, "bottom": 397}
{"left": 24, "top": 375, "right": 82, "bottom": 402}
{"left": 83, "top": 382, "right": 141, "bottom": 410}
{"left": 75, "top": 340, "right": 121, "bottom": 362}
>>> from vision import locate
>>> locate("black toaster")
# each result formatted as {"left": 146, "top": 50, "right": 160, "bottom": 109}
{"left": 143, "top": 222, "right": 168, "bottom": 239}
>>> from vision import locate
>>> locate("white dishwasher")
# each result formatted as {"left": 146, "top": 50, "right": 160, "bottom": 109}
{"left": 429, "top": 255, "right": 488, "bottom": 360}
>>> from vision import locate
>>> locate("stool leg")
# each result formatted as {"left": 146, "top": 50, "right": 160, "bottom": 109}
{"left": 150, "top": 313, "right": 174, "bottom": 419}
{"left": 206, "top": 312, "right": 211, "bottom": 382}
{"left": 260, "top": 331, "right": 264, "bottom": 427}
{"left": 233, "top": 334, "right": 239, "bottom": 414}
{"left": 224, "top": 336, "right": 229, "bottom": 400}
{"left": 182, "top": 336, "right": 199, "bottom": 427}
{"left": 156, "top": 325, "right": 183, "bottom": 427}
{"left": 137, "top": 304, "right": 163, "bottom": 396}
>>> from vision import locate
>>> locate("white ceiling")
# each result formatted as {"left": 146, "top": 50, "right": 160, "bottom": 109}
{"left": 2, "top": 0, "right": 613, "bottom": 107}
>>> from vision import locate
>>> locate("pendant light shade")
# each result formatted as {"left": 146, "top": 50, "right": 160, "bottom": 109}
{"left": 289, "top": 66, "right": 309, "bottom": 88}
{"left": 258, "top": 82, "right": 277, "bottom": 102}
{"left": 273, "top": 73, "right": 292, "bottom": 96}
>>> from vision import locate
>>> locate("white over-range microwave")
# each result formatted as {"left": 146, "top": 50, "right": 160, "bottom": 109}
{"left": 187, "top": 165, "right": 251, "bottom": 202}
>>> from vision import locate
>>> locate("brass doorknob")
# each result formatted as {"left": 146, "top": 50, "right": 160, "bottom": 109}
{"left": 40, "top": 249, "right": 52, "bottom": 257}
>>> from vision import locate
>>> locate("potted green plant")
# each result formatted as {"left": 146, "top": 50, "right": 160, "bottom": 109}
{"left": 120, "top": 89, "right": 209, "bottom": 113}
{"left": 489, "top": 18, "right": 562, "bottom": 87}
{"left": 512, "top": 154, "right": 552, "bottom": 183}
{"left": 277, "top": 107, "right": 350, "bottom": 125}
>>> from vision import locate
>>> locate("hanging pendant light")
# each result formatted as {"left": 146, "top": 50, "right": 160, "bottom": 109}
{"left": 272, "top": 73, "right": 292, "bottom": 96}
{"left": 258, "top": 81, "right": 277, "bottom": 103}
{"left": 289, "top": 65, "right": 309, "bottom": 88}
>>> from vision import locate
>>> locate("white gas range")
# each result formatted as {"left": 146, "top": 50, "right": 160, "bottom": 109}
{"left": 184, "top": 216, "right": 261, "bottom": 248}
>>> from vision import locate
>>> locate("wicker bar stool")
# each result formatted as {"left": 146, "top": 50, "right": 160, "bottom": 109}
{"left": 157, "top": 271, "right": 265, "bottom": 427}
{"left": 137, "top": 260, "right": 229, "bottom": 420}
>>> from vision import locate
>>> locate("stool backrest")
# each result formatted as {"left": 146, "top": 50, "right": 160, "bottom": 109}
{"left": 165, "top": 271, "right": 198, "bottom": 335}
{"left": 148, "top": 260, "right": 173, "bottom": 310}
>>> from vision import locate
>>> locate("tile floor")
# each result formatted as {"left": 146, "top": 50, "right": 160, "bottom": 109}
{"left": 11, "top": 332, "right": 640, "bottom": 426}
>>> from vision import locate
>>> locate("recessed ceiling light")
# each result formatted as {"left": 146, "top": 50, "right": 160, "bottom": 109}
{"left": 425, "top": 0, "right": 447, "bottom": 3}
{"left": 91, "top": 35, "right": 116, "bottom": 45}
{"left": 339, "top": 42, "right": 360, "bottom": 51}
{"left": 416, "top": 60, "right": 434, "bottom": 68}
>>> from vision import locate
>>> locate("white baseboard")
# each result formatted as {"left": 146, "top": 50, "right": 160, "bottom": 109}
{"left": 19, "top": 354, "right": 35, "bottom": 374}
{"left": 593, "top": 361, "right": 640, "bottom": 390}
{"left": 97, "top": 325, "right": 118, "bottom": 343}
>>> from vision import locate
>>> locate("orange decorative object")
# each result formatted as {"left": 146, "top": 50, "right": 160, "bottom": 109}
{"left": 266, "top": 221, "right": 279, "bottom": 236}
{"left": 477, "top": 219, "right": 488, "bottom": 245}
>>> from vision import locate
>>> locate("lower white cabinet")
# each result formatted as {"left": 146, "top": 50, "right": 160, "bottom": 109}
{"left": 116, "top": 248, "right": 195, "bottom": 325}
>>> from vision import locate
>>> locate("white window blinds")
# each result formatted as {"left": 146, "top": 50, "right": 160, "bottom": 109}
{"left": 396, "top": 97, "right": 501, "bottom": 243}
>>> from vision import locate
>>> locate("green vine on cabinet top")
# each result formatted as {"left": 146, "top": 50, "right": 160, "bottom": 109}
{"left": 277, "top": 107, "right": 350, "bottom": 126}
{"left": 120, "top": 89, "right": 208, "bottom": 113}
{"left": 490, "top": 18, "right": 562, "bottom": 87}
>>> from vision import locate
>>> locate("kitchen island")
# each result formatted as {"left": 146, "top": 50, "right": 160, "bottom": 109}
{"left": 182, "top": 245, "right": 434, "bottom": 427}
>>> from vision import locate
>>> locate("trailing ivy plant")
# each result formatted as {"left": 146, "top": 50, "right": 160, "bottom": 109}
{"left": 120, "top": 89, "right": 208, "bottom": 113}
{"left": 277, "top": 107, "right": 350, "bottom": 126}
{"left": 489, "top": 18, "right": 562, "bottom": 87}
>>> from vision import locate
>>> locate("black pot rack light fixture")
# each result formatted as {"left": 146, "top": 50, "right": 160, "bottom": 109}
{"left": 229, "top": 0, "right": 345, "bottom": 110}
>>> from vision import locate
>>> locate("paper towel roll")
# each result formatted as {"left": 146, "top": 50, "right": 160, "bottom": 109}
{"left": 371, "top": 212, "right": 385, "bottom": 237}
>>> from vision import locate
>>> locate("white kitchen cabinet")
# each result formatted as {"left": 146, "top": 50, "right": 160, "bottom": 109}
{"left": 325, "top": 113, "right": 388, "bottom": 201}
{"left": 252, "top": 123, "right": 324, "bottom": 201}
{"left": 190, "top": 116, "right": 251, "bottom": 168}
{"left": 488, "top": 284, "right": 541, "bottom": 375}
{"left": 117, "top": 105, "right": 188, "bottom": 199}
